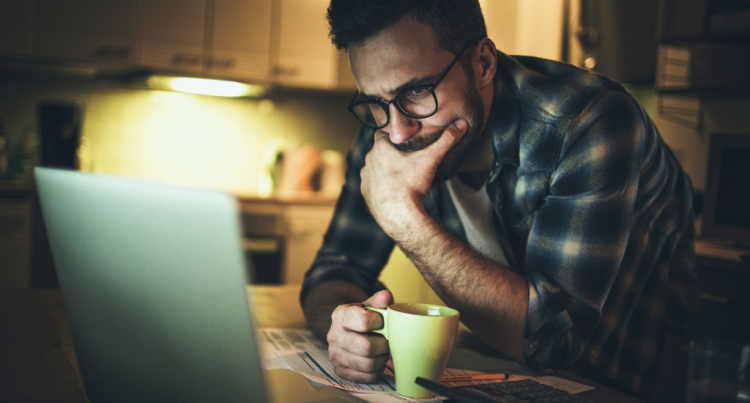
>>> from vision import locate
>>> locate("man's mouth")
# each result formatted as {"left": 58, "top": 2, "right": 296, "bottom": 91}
{"left": 393, "top": 130, "right": 443, "bottom": 152}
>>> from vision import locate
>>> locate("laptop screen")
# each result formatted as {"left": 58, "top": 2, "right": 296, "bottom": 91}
{"left": 35, "top": 168, "right": 266, "bottom": 403}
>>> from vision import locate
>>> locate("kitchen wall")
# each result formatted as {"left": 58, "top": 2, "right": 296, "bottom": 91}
{"left": 0, "top": 73, "right": 361, "bottom": 195}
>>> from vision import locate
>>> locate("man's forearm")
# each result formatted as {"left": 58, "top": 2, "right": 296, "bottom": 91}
{"left": 302, "top": 279, "right": 370, "bottom": 340}
{"left": 393, "top": 205, "right": 529, "bottom": 363}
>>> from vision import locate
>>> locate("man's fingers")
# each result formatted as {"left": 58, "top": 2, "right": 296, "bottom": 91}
{"left": 331, "top": 352, "right": 390, "bottom": 384}
{"left": 332, "top": 301, "right": 387, "bottom": 333}
{"left": 334, "top": 331, "right": 390, "bottom": 359}
{"left": 326, "top": 295, "right": 393, "bottom": 384}
{"left": 329, "top": 342, "right": 389, "bottom": 383}
{"left": 361, "top": 290, "right": 393, "bottom": 330}
{"left": 430, "top": 119, "right": 467, "bottom": 155}
{"left": 363, "top": 290, "right": 394, "bottom": 308}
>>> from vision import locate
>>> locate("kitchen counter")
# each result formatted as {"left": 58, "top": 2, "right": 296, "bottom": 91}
{"left": 236, "top": 191, "right": 338, "bottom": 206}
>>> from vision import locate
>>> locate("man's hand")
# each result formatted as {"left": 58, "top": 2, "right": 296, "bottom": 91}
{"left": 327, "top": 290, "right": 394, "bottom": 383}
{"left": 360, "top": 120, "right": 467, "bottom": 238}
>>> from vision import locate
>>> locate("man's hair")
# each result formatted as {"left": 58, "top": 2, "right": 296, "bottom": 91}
{"left": 326, "top": 0, "right": 487, "bottom": 56}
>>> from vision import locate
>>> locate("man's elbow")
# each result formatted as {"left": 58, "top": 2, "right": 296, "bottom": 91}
{"left": 524, "top": 331, "right": 587, "bottom": 373}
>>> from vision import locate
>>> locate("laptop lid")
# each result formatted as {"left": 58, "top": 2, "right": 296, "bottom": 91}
{"left": 35, "top": 168, "right": 267, "bottom": 402}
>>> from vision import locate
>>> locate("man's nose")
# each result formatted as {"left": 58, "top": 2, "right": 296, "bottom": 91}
{"left": 384, "top": 103, "right": 420, "bottom": 144}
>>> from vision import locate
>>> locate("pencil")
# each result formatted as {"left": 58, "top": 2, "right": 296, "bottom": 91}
{"left": 441, "top": 373, "right": 510, "bottom": 382}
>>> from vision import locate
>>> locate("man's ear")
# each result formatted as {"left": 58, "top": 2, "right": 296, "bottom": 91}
{"left": 474, "top": 37, "right": 497, "bottom": 89}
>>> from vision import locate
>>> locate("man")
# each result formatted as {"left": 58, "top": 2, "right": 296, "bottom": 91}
{"left": 300, "top": 0, "right": 698, "bottom": 400}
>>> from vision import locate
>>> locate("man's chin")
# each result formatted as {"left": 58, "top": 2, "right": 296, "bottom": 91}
{"left": 432, "top": 122, "right": 482, "bottom": 185}
{"left": 431, "top": 150, "right": 462, "bottom": 184}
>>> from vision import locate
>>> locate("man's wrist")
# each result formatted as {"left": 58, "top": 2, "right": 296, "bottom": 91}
{"left": 302, "top": 279, "right": 369, "bottom": 339}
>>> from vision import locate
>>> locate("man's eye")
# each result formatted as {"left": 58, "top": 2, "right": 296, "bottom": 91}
{"left": 400, "top": 87, "right": 431, "bottom": 103}
{"left": 406, "top": 88, "right": 427, "bottom": 96}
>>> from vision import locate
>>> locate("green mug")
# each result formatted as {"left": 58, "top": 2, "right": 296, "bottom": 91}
{"left": 366, "top": 303, "right": 460, "bottom": 398}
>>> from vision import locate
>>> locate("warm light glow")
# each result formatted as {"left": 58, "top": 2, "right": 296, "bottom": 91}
{"left": 148, "top": 76, "right": 265, "bottom": 97}
{"left": 170, "top": 77, "right": 257, "bottom": 97}
{"left": 584, "top": 57, "right": 597, "bottom": 70}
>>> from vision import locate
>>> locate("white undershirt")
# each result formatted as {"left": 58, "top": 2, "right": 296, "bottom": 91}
{"left": 446, "top": 178, "right": 509, "bottom": 268}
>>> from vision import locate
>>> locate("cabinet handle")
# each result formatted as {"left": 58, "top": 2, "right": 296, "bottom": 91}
{"left": 700, "top": 292, "right": 728, "bottom": 304}
{"left": 271, "top": 65, "right": 299, "bottom": 76}
{"left": 93, "top": 45, "right": 132, "bottom": 60}
{"left": 700, "top": 292, "right": 750, "bottom": 318}
{"left": 171, "top": 53, "right": 201, "bottom": 66}
{"left": 0, "top": 216, "right": 28, "bottom": 233}
{"left": 205, "top": 58, "right": 235, "bottom": 69}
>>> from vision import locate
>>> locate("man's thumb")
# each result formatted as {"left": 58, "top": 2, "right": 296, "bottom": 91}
{"left": 364, "top": 290, "right": 394, "bottom": 308}
{"left": 436, "top": 119, "right": 467, "bottom": 152}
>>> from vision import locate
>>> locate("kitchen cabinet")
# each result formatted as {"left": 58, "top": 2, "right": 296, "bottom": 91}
{"left": 140, "top": 0, "right": 275, "bottom": 81}
{"left": 0, "top": 0, "right": 345, "bottom": 90}
{"left": 655, "top": 0, "right": 750, "bottom": 130}
{"left": 142, "top": 0, "right": 337, "bottom": 86}
{"left": 0, "top": 0, "right": 35, "bottom": 57}
{"left": 140, "top": 0, "right": 206, "bottom": 76}
{"left": 692, "top": 241, "right": 750, "bottom": 343}
{"left": 272, "top": 0, "right": 338, "bottom": 89}
{"left": 283, "top": 204, "right": 334, "bottom": 283}
{"left": 209, "top": 0, "right": 274, "bottom": 82}
{"left": 36, "top": 0, "right": 139, "bottom": 65}
{"left": 239, "top": 197, "right": 334, "bottom": 285}
{"left": 0, "top": 184, "right": 35, "bottom": 288}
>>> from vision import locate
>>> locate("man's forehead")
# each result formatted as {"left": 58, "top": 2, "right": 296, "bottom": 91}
{"left": 347, "top": 22, "right": 450, "bottom": 99}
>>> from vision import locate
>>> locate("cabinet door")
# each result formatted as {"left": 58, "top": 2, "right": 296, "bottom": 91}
{"left": 0, "top": 201, "right": 33, "bottom": 288}
{"left": 37, "top": 0, "right": 138, "bottom": 64}
{"left": 141, "top": 0, "right": 206, "bottom": 75}
{"left": 283, "top": 204, "right": 334, "bottom": 284}
{"left": 274, "top": 0, "right": 337, "bottom": 89}
{"left": 0, "top": 0, "right": 35, "bottom": 56}
{"left": 208, "top": 0, "right": 273, "bottom": 82}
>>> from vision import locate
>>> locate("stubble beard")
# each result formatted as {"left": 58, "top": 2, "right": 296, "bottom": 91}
{"left": 393, "top": 82, "right": 485, "bottom": 184}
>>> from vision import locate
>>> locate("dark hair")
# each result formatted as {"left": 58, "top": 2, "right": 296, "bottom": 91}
{"left": 326, "top": 0, "right": 487, "bottom": 57}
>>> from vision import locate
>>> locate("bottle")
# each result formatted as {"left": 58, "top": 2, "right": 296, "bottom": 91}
{"left": 0, "top": 108, "right": 8, "bottom": 180}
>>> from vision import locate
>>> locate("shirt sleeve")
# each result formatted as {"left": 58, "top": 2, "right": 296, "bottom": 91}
{"left": 521, "top": 89, "right": 646, "bottom": 372}
{"left": 299, "top": 125, "right": 394, "bottom": 304}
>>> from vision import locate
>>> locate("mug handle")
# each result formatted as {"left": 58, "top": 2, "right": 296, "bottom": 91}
{"left": 364, "top": 307, "right": 389, "bottom": 339}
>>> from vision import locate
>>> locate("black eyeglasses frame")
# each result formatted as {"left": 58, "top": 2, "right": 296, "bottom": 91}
{"left": 347, "top": 42, "right": 473, "bottom": 129}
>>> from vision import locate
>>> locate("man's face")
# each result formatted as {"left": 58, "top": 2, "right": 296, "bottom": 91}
{"left": 348, "top": 18, "right": 486, "bottom": 183}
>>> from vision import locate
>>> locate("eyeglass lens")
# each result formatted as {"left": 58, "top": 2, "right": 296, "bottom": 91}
{"left": 352, "top": 88, "right": 437, "bottom": 128}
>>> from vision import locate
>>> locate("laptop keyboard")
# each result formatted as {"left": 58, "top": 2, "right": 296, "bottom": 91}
{"left": 455, "top": 379, "right": 596, "bottom": 402}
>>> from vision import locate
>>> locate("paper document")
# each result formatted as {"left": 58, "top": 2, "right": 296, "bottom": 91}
{"left": 257, "top": 328, "right": 594, "bottom": 402}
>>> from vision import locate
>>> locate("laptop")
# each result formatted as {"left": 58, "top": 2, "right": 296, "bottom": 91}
{"left": 35, "top": 168, "right": 363, "bottom": 403}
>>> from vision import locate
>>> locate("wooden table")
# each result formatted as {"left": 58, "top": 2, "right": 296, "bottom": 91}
{"left": 0, "top": 286, "right": 644, "bottom": 402}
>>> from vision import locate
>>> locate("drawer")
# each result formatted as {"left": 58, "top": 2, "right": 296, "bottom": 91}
{"left": 693, "top": 265, "right": 750, "bottom": 342}
{"left": 0, "top": 202, "right": 33, "bottom": 235}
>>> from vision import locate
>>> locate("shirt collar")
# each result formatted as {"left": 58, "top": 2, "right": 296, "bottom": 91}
{"left": 488, "top": 51, "right": 522, "bottom": 182}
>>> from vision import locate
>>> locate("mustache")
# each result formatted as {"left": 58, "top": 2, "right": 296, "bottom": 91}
{"left": 392, "top": 130, "right": 443, "bottom": 152}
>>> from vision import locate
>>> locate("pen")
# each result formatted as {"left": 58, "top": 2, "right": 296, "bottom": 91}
{"left": 440, "top": 373, "right": 509, "bottom": 382}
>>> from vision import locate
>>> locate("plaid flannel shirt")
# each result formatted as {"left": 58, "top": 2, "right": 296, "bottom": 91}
{"left": 301, "top": 51, "right": 698, "bottom": 396}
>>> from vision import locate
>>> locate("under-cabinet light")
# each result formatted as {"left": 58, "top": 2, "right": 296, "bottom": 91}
{"left": 148, "top": 76, "right": 265, "bottom": 97}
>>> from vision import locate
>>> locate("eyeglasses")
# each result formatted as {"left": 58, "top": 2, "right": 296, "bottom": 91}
{"left": 347, "top": 43, "right": 472, "bottom": 129}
